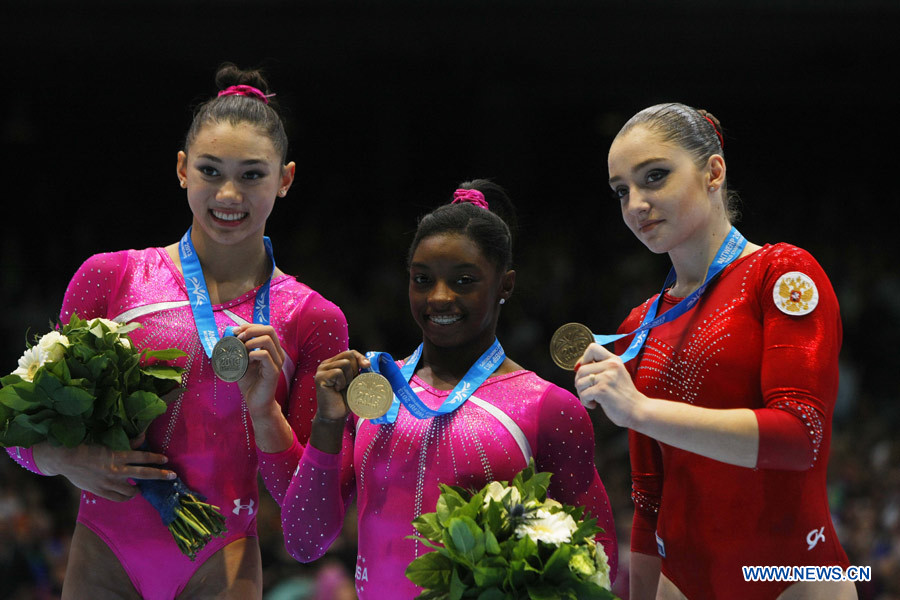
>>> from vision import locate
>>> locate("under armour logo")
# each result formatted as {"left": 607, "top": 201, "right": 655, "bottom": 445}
{"left": 806, "top": 526, "right": 826, "bottom": 550}
{"left": 233, "top": 498, "right": 255, "bottom": 515}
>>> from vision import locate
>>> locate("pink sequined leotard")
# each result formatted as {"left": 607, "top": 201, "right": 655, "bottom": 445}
{"left": 624, "top": 244, "right": 850, "bottom": 599}
{"left": 7, "top": 248, "right": 348, "bottom": 600}
{"left": 261, "top": 367, "right": 618, "bottom": 599}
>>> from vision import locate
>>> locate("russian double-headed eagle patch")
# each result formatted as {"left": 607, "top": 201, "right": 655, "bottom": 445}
{"left": 773, "top": 271, "right": 818, "bottom": 315}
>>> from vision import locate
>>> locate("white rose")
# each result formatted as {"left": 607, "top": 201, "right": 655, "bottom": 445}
{"left": 589, "top": 541, "right": 612, "bottom": 590}
{"left": 515, "top": 509, "right": 577, "bottom": 545}
{"left": 483, "top": 482, "right": 522, "bottom": 509}
{"left": 88, "top": 318, "right": 120, "bottom": 338}
{"left": 12, "top": 346, "right": 45, "bottom": 382}
{"left": 37, "top": 331, "right": 69, "bottom": 363}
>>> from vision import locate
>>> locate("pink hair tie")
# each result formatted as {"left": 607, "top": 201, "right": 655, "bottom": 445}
{"left": 217, "top": 84, "right": 273, "bottom": 104}
{"left": 703, "top": 115, "right": 724, "bottom": 149}
{"left": 451, "top": 188, "right": 489, "bottom": 210}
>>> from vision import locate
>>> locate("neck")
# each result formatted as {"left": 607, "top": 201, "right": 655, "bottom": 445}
{"left": 190, "top": 226, "right": 269, "bottom": 285}
{"left": 667, "top": 219, "right": 734, "bottom": 297}
{"left": 418, "top": 331, "right": 498, "bottom": 389}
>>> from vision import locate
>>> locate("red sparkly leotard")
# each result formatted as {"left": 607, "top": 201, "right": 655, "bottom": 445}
{"left": 623, "top": 243, "right": 850, "bottom": 599}
{"left": 7, "top": 248, "right": 348, "bottom": 600}
{"left": 260, "top": 368, "right": 618, "bottom": 599}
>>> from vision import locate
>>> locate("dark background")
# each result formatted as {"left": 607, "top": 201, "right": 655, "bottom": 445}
{"left": 2, "top": 2, "right": 899, "bottom": 598}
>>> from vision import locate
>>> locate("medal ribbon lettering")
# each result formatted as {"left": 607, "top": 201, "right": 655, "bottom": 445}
{"left": 362, "top": 338, "right": 506, "bottom": 424}
{"left": 597, "top": 226, "right": 747, "bottom": 363}
{"left": 178, "top": 227, "right": 275, "bottom": 359}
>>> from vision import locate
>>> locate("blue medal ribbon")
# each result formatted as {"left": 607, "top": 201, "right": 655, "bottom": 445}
{"left": 595, "top": 227, "right": 747, "bottom": 363}
{"left": 362, "top": 338, "right": 506, "bottom": 425}
{"left": 178, "top": 227, "right": 275, "bottom": 358}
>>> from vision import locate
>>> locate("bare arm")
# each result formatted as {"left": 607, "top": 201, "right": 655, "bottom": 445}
{"left": 629, "top": 552, "right": 661, "bottom": 600}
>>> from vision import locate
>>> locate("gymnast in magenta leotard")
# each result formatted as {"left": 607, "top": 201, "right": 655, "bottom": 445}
{"left": 6, "top": 64, "right": 348, "bottom": 599}
{"left": 259, "top": 180, "right": 618, "bottom": 599}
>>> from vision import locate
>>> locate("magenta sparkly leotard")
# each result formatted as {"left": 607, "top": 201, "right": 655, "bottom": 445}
{"left": 7, "top": 248, "right": 347, "bottom": 600}
{"left": 260, "top": 368, "right": 618, "bottom": 599}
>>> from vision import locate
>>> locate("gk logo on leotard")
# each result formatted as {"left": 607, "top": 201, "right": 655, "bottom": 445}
{"left": 233, "top": 498, "right": 255, "bottom": 515}
{"left": 806, "top": 526, "right": 826, "bottom": 550}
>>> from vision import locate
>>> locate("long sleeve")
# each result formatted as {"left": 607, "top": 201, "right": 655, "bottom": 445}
{"left": 257, "top": 292, "right": 348, "bottom": 504}
{"left": 753, "top": 247, "right": 841, "bottom": 471}
{"left": 280, "top": 419, "right": 356, "bottom": 562}
{"left": 535, "top": 384, "right": 618, "bottom": 581}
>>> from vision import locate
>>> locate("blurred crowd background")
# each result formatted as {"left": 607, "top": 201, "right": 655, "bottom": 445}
{"left": 2, "top": 2, "right": 898, "bottom": 598}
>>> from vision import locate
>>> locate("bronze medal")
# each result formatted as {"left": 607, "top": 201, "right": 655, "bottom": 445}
{"left": 549, "top": 322, "right": 595, "bottom": 370}
{"left": 347, "top": 372, "right": 394, "bottom": 420}
{"left": 212, "top": 335, "right": 249, "bottom": 382}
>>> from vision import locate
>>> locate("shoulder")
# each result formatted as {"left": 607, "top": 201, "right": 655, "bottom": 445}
{"left": 271, "top": 277, "right": 348, "bottom": 338}
{"left": 70, "top": 247, "right": 163, "bottom": 280}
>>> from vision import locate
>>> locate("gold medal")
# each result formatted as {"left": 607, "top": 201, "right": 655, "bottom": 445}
{"left": 347, "top": 372, "right": 394, "bottom": 420}
{"left": 549, "top": 322, "right": 595, "bottom": 370}
{"left": 212, "top": 335, "right": 249, "bottom": 382}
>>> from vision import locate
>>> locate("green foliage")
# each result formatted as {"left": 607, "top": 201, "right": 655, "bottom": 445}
{"left": 406, "top": 461, "right": 618, "bottom": 599}
{"left": 0, "top": 313, "right": 186, "bottom": 449}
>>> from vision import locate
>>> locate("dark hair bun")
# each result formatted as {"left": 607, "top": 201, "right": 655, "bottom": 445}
{"left": 214, "top": 62, "right": 272, "bottom": 97}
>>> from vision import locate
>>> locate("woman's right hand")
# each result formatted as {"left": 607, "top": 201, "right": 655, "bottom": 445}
{"left": 313, "top": 350, "right": 371, "bottom": 420}
{"left": 32, "top": 438, "right": 175, "bottom": 502}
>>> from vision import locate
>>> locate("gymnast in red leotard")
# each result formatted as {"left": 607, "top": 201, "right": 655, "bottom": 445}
{"left": 573, "top": 103, "right": 855, "bottom": 600}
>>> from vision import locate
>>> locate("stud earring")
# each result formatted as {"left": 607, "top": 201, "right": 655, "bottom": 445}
{"left": 708, "top": 186, "right": 717, "bottom": 192}
{"left": 279, "top": 189, "right": 287, "bottom": 197}
{"left": 180, "top": 180, "right": 187, "bottom": 188}
{"left": 499, "top": 298, "right": 506, "bottom": 305}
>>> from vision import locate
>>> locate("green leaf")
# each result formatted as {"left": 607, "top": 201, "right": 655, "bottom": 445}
{"left": 49, "top": 415, "right": 87, "bottom": 447}
{"left": 412, "top": 512, "right": 444, "bottom": 540}
{"left": 47, "top": 359, "right": 72, "bottom": 384}
{"left": 99, "top": 426, "right": 130, "bottom": 452}
{"left": 0, "top": 384, "right": 40, "bottom": 412}
{"left": 124, "top": 391, "right": 167, "bottom": 424}
{"left": 140, "top": 365, "right": 184, "bottom": 384}
{"left": 472, "top": 557, "right": 508, "bottom": 588}
{"left": 143, "top": 348, "right": 188, "bottom": 361}
{"left": 436, "top": 487, "right": 468, "bottom": 526}
{"left": 526, "top": 584, "right": 565, "bottom": 600}
{"left": 0, "top": 420, "right": 45, "bottom": 447}
{"left": 446, "top": 517, "right": 484, "bottom": 566}
{"left": 1, "top": 373, "right": 25, "bottom": 387}
{"left": 475, "top": 589, "right": 505, "bottom": 600}
{"left": 51, "top": 385, "right": 95, "bottom": 416}
{"left": 13, "top": 409, "right": 56, "bottom": 435}
{"left": 449, "top": 567, "right": 467, "bottom": 600}
{"left": 406, "top": 550, "right": 453, "bottom": 590}
{"left": 483, "top": 528, "right": 501, "bottom": 555}
{"left": 542, "top": 544, "right": 573, "bottom": 581}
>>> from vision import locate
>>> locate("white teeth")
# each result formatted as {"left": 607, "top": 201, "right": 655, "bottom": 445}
{"left": 212, "top": 210, "right": 247, "bottom": 221}
{"left": 430, "top": 315, "right": 462, "bottom": 325}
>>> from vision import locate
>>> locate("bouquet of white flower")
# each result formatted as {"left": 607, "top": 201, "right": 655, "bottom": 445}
{"left": 0, "top": 314, "right": 226, "bottom": 560}
{"left": 406, "top": 462, "right": 617, "bottom": 600}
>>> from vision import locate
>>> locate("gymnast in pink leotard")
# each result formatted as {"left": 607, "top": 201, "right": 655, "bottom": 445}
{"left": 259, "top": 180, "right": 618, "bottom": 599}
{"left": 6, "top": 64, "right": 348, "bottom": 600}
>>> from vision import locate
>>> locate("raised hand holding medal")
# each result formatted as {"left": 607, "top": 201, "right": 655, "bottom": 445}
{"left": 179, "top": 227, "right": 277, "bottom": 384}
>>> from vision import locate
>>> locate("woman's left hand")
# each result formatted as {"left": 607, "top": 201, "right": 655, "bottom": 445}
{"left": 234, "top": 323, "right": 286, "bottom": 417}
{"left": 574, "top": 343, "right": 647, "bottom": 429}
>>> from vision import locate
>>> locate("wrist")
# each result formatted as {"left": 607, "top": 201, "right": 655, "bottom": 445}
{"left": 32, "top": 443, "right": 60, "bottom": 476}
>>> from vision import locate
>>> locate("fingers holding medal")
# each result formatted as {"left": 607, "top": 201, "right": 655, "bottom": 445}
{"left": 315, "top": 351, "right": 385, "bottom": 420}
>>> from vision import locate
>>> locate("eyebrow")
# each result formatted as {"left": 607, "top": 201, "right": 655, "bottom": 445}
{"left": 608, "top": 157, "right": 668, "bottom": 184}
{"left": 409, "top": 262, "right": 481, "bottom": 269}
{"left": 197, "top": 154, "right": 267, "bottom": 166}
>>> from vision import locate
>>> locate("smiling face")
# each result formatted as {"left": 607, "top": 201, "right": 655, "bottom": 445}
{"left": 608, "top": 125, "right": 725, "bottom": 255}
{"left": 176, "top": 121, "right": 294, "bottom": 248}
{"left": 408, "top": 233, "right": 514, "bottom": 351}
